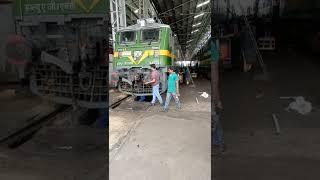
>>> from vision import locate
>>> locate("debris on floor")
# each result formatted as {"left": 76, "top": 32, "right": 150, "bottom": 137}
{"left": 280, "top": 96, "right": 298, "bottom": 99}
{"left": 285, "top": 96, "right": 312, "bottom": 115}
{"left": 272, "top": 114, "right": 281, "bottom": 135}
{"left": 196, "top": 97, "right": 199, "bottom": 104}
{"left": 56, "top": 146, "right": 73, "bottom": 150}
{"left": 200, "top": 92, "right": 209, "bottom": 98}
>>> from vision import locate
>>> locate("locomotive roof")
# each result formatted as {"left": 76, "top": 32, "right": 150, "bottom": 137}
{"left": 117, "top": 22, "right": 170, "bottom": 32}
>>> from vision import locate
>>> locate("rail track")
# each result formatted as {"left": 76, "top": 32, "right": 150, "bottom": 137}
{"left": 0, "top": 105, "right": 72, "bottom": 148}
{"left": 0, "top": 92, "right": 130, "bottom": 149}
{"left": 109, "top": 95, "right": 131, "bottom": 109}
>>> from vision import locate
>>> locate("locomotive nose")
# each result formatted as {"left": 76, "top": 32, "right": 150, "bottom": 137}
{"left": 5, "top": 35, "right": 32, "bottom": 65}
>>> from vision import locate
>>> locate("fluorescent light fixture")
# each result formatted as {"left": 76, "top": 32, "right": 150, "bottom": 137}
{"left": 191, "top": 29, "right": 199, "bottom": 34}
{"left": 196, "top": 0, "right": 210, "bottom": 8}
{"left": 194, "top": 12, "right": 204, "bottom": 19}
{"left": 192, "top": 22, "right": 201, "bottom": 27}
{"left": 134, "top": 9, "right": 139, "bottom": 13}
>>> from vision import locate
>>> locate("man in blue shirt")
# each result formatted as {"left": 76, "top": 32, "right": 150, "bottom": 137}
{"left": 163, "top": 66, "right": 181, "bottom": 112}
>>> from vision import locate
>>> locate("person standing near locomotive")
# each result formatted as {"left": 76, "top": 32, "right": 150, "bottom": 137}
{"left": 163, "top": 66, "right": 181, "bottom": 112}
{"left": 144, "top": 64, "right": 164, "bottom": 106}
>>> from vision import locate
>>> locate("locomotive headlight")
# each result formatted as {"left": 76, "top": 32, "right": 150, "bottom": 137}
{"left": 154, "top": 50, "right": 159, "bottom": 57}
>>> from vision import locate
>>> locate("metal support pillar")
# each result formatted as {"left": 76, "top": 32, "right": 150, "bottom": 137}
{"left": 138, "top": 0, "right": 142, "bottom": 19}
{"left": 110, "top": 0, "right": 127, "bottom": 48}
{"left": 137, "top": 0, "right": 154, "bottom": 19}
{"left": 211, "top": 0, "right": 218, "bottom": 114}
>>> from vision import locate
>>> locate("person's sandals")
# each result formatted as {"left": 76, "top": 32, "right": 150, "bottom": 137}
{"left": 175, "top": 105, "right": 181, "bottom": 110}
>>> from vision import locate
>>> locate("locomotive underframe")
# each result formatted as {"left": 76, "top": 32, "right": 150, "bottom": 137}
{"left": 15, "top": 14, "right": 109, "bottom": 108}
{"left": 112, "top": 67, "right": 167, "bottom": 96}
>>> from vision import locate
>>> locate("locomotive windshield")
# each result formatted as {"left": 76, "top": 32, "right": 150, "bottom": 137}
{"left": 120, "top": 31, "right": 136, "bottom": 44}
{"left": 141, "top": 29, "right": 160, "bottom": 43}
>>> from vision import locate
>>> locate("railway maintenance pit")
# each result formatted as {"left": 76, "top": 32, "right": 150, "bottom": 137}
{"left": 109, "top": 78, "right": 211, "bottom": 180}
{"left": 0, "top": 86, "right": 107, "bottom": 180}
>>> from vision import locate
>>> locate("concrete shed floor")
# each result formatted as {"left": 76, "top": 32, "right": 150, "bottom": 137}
{"left": 214, "top": 52, "right": 320, "bottom": 179}
{"left": 109, "top": 79, "right": 211, "bottom": 180}
{"left": 0, "top": 87, "right": 107, "bottom": 180}
{"left": 0, "top": 89, "right": 55, "bottom": 140}
{"left": 0, "top": 127, "right": 106, "bottom": 180}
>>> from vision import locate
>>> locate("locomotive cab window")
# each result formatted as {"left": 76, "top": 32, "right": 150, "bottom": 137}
{"left": 141, "top": 29, "right": 160, "bottom": 43}
{"left": 120, "top": 31, "right": 136, "bottom": 44}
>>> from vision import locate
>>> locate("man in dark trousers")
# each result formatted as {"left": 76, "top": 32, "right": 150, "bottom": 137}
{"left": 163, "top": 66, "right": 181, "bottom": 112}
{"left": 144, "top": 64, "right": 164, "bottom": 106}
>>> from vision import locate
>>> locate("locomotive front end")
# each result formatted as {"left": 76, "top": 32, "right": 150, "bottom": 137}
{"left": 112, "top": 20, "right": 175, "bottom": 96}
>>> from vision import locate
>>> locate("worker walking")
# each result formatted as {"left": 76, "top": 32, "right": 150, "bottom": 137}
{"left": 185, "top": 67, "right": 191, "bottom": 85}
{"left": 163, "top": 66, "right": 181, "bottom": 112}
{"left": 144, "top": 64, "right": 164, "bottom": 106}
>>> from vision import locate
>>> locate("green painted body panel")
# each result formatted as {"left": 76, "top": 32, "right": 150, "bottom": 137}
{"left": 200, "top": 58, "right": 211, "bottom": 66}
{"left": 159, "top": 27, "right": 173, "bottom": 67}
{"left": 114, "top": 26, "right": 174, "bottom": 69}
{"left": 198, "top": 38, "right": 211, "bottom": 67}
{"left": 13, "top": 0, "right": 109, "bottom": 16}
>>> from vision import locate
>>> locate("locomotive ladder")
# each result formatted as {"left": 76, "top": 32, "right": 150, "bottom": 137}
{"left": 238, "top": 0, "right": 270, "bottom": 81}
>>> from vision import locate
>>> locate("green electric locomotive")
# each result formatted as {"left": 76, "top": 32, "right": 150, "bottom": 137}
{"left": 112, "top": 18, "right": 181, "bottom": 96}
{"left": 197, "top": 37, "right": 212, "bottom": 79}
